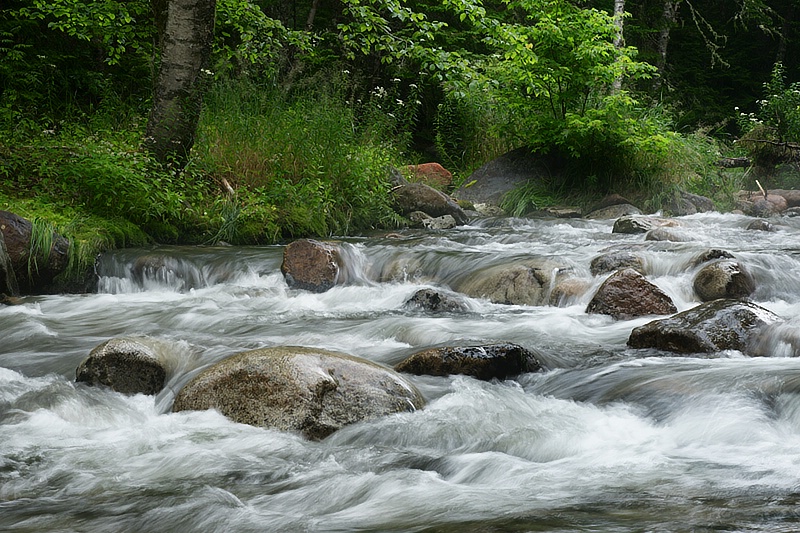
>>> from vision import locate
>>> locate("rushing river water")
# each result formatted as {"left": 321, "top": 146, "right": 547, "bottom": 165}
{"left": 4, "top": 212, "right": 800, "bottom": 532}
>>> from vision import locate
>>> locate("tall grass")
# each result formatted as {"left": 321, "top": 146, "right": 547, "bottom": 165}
{"left": 194, "top": 76, "right": 403, "bottom": 241}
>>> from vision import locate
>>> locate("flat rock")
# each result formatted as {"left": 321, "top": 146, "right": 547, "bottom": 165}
{"left": 394, "top": 343, "right": 542, "bottom": 380}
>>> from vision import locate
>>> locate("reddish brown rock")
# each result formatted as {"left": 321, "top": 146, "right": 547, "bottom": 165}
{"left": 281, "top": 239, "right": 344, "bottom": 293}
{"left": 586, "top": 268, "right": 677, "bottom": 320}
{"left": 404, "top": 163, "right": 453, "bottom": 189}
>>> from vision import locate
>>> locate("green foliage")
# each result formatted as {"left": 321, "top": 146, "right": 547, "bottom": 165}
{"left": 194, "top": 76, "right": 402, "bottom": 240}
{"left": 500, "top": 180, "right": 554, "bottom": 217}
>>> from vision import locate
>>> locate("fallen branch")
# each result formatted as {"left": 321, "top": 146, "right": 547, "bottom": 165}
{"left": 716, "top": 157, "right": 751, "bottom": 168}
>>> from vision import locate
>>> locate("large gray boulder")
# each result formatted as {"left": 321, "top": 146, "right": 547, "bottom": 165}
{"left": 394, "top": 343, "right": 542, "bottom": 380}
{"left": 451, "top": 147, "right": 552, "bottom": 207}
{"left": 627, "top": 299, "right": 781, "bottom": 354}
{"left": 586, "top": 268, "right": 677, "bottom": 320}
{"left": 455, "top": 258, "right": 569, "bottom": 306}
{"left": 172, "top": 346, "right": 425, "bottom": 440}
{"left": 76, "top": 337, "right": 171, "bottom": 395}
{"left": 590, "top": 251, "right": 646, "bottom": 276}
{"left": 281, "top": 239, "right": 344, "bottom": 293}
{"left": 693, "top": 259, "right": 755, "bottom": 301}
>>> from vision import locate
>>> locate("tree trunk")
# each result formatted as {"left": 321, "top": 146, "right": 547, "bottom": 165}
{"left": 653, "top": 0, "right": 680, "bottom": 93}
{"left": 145, "top": 0, "right": 216, "bottom": 168}
{"left": 611, "top": 0, "right": 625, "bottom": 93}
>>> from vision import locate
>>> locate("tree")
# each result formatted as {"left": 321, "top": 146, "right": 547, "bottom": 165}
{"left": 145, "top": 0, "right": 217, "bottom": 168}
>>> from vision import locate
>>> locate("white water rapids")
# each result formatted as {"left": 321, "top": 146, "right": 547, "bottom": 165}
{"left": 4, "top": 212, "right": 800, "bottom": 531}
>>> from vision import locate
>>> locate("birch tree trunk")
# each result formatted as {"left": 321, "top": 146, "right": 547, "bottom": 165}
{"left": 145, "top": 0, "right": 216, "bottom": 168}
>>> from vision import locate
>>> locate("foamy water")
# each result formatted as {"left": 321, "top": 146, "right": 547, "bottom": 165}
{"left": 3, "top": 213, "right": 800, "bottom": 531}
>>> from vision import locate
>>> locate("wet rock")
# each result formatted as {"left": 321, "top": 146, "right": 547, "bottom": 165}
{"left": 76, "top": 337, "right": 170, "bottom": 395}
{"left": 627, "top": 299, "right": 781, "bottom": 354}
{"left": 394, "top": 343, "right": 542, "bottom": 380}
{"left": 645, "top": 227, "right": 694, "bottom": 242}
{"left": 737, "top": 192, "right": 788, "bottom": 217}
{"left": 693, "top": 259, "right": 756, "bottom": 301}
{"left": 455, "top": 258, "right": 568, "bottom": 306}
{"left": 584, "top": 204, "right": 642, "bottom": 220}
{"left": 403, "top": 163, "right": 453, "bottom": 189}
{"left": 473, "top": 204, "right": 506, "bottom": 217}
{"left": 691, "top": 249, "right": 736, "bottom": 267}
{"left": 663, "top": 191, "right": 715, "bottom": 216}
{"left": 746, "top": 219, "right": 775, "bottom": 231}
{"left": 612, "top": 215, "right": 678, "bottom": 234}
{"left": 0, "top": 210, "right": 69, "bottom": 294}
{"left": 769, "top": 189, "right": 800, "bottom": 208}
{"left": 281, "top": 239, "right": 344, "bottom": 293}
{"left": 408, "top": 211, "right": 458, "bottom": 230}
{"left": 783, "top": 207, "right": 800, "bottom": 217}
{"left": 590, "top": 251, "right": 646, "bottom": 276}
{"left": 586, "top": 268, "right": 677, "bottom": 320}
{"left": 405, "top": 288, "right": 468, "bottom": 313}
{"left": 549, "top": 277, "right": 592, "bottom": 306}
{"left": 172, "top": 346, "right": 425, "bottom": 440}
{"left": 391, "top": 178, "right": 468, "bottom": 225}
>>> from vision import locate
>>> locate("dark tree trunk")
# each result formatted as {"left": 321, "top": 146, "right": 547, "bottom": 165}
{"left": 145, "top": 0, "right": 216, "bottom": 168}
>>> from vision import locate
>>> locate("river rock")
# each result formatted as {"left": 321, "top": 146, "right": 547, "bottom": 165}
{"left": 691, "top": 249, "right": 736, "bottom": 267}
{"left": 612, "top": 215, "right": 678, "bottom": 234}
{"left": 76, "top": 337, "right": 170, "bottom": 395}
{"left": 281, "top": 239, "right": 344, "bottom": 293}
{"left": 663, "top": 191, "right": 715, "bottom": 216}
{"left": 549, "top": 277, "right": 592, "bottom": 306}
{"left": 390, "top": 172, "right": 468, "bottom": 225}
{"left": 590, "top": 251, "right": 646, "bottom": 276}
{"left": 394, "top": 343, "right": 542, "bottom": 380}
{"left": 405, "top": 288, "right": 468, "bottom": 313}
{"left": 0, "top": 210, "right": 69, "bottom": 294}
{"left": 408, "top": 211, "right": 458, "bottom": 230}
{"left": 746, "top": 219, "right": 775, "bottom": 231}
{"left": 645, "top": 227, "right": 694, "bottom": 242}
{"left": 693, "top": 259, "right": 755, "bottom": 301}
{"left": 627, "top": 299, "right": 781, "bottom": 354}
{"left": 769, "top": 189, "right": 800, "bottom": 207}
{"left": 586, "top": 268, "right": 677, "bottom": 320}
{"left": 172, "top": 346, "right": 425, "bottom": 440}
{"left": 455, "top": 258, "right": 569, "bottom": 306}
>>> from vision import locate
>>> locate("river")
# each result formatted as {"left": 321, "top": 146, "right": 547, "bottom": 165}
{"left": 3, "top": 212, "right": 800, "bottom": 532}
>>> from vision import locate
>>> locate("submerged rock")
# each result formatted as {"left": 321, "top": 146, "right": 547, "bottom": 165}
{"left": 76, "top": 337, "right": 170, "bottom": 395}
{"left": 645, "top": 227, "right": 694, "bottom": 242}
{"left": 172, "top": 346, "right": 425, "bottom": 440}
{"left": 394, "top": 343, "right": 542, "bottom": 380}
{"left": 693, "top": 259, "right": 755, "bottom": 302}
{"left": 455, "top": 258, "right": 569, "bottom": 306}
{"left": 281, "top": 239, "right": 344, "bottom": 293}
{"left": 627, "top": 299, "right": 781, "bottom": 354}
{"left": 586, "top": 268, "right": 677, "bottom": 320}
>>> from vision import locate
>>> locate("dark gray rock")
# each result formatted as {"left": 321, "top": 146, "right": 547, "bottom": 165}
{"left": 585, "top": 204, "right": 642, "bottom": 220}
{"left": 693, "top": 259, "right": 755, "bottom": 301}
{"left": 394, "top": 343, "right": 542, "bottom": 380}
{"left": 628, "top": 299, "right": 781, "bottom": 354}
{"left": 452, "top": 147, "right": 554, "bottom": 206}
{"left": 590, "top": 251, "right": 646, "bottom": 276}
{"left": 586, "top": 268, "right": 677, "bottom": 320}
{"left": 172, "top": 346, "right": 425, "bottom": 440}
{"left": 0, "top": 230, "right": 19, "bottom": 298}
{"left": 405, "top": 288, "right": 468, "bottom": 313}
{"left": 691, "top": 249, "right": 736, "bottom": 267}
{"left": 76, "top": 337, "right": 170, "bottom": 395}
{"left": 281, "top": 239, "right": 344, "bottom": 293}
{"left": 391, "top": 182, "right": 468, "bottom": 225}
{"left": 746, "top": 219, "right": 775, "bottom": 231}
{"left": 612, "top": 215, "right": 678, "bottom": 234}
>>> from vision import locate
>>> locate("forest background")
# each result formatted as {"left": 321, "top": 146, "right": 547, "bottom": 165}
{"left": 0, "top": 0, "right": 799, "bottom": 280}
